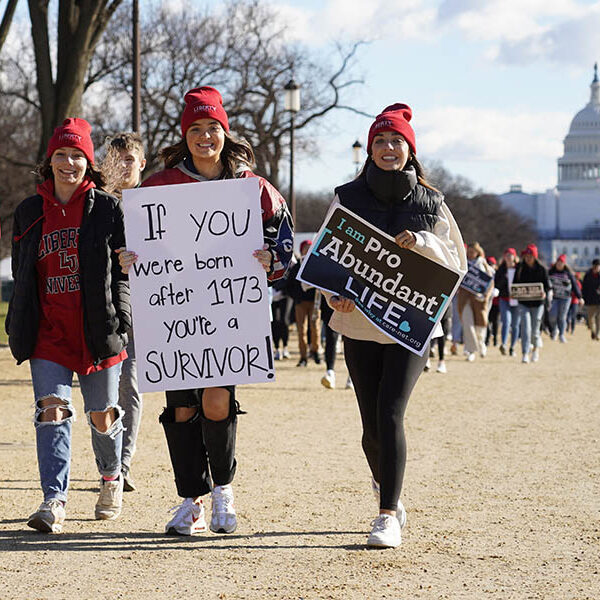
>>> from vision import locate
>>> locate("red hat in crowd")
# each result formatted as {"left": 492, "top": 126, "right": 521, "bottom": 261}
{"left": 487, "top": 256, "right": 497, "bottom": 265}
{"left": 522, "top": 243, "right": 538, "bottom": 258}
{"left": 504, "top": 247, "right": 517, "bottom": 256}
{"left": 367, "top": 103, "right": 416, "bottom": 155}
{"left": 181, "top": 86, "right": 229, "bottom": 137}
{"left": 299, "top": 239, "right": 313, "bottom": 253}
{"left": 557, "top": 253, "right": 567, "bottom": 263}
{"left": 46, "top": 118, "right": 95, "bottom": 165}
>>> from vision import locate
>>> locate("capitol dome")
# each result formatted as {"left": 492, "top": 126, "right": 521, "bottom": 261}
{"left": 557, "top": 64, "right": 600, "bottom": 190}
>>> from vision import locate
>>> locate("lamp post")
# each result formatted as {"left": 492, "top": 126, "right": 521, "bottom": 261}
{"left": 132, "top": 0, "right": 141, "bottom": 132}
{"left": 284, "top": 79, "right": 300, "bottom": 225}
{"left": 352, "top": 139, "right": 363, "bottom": 175}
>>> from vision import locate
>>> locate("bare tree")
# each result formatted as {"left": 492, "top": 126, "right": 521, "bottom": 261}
{"left": 27, "top": 0, "right": 123, "bottom": 159}
{"left": 0, "top": 0, "right": 18, "bottom": 54}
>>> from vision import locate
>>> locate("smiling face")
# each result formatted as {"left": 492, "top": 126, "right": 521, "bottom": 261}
{"left": 186, "top": 118, "right": 225, "bottom": 164}
{"left": 371, "top": 131, "right": 410, "bottom": 171}
{"left": 50, "top": 146, "right": 87, "bottom": 188}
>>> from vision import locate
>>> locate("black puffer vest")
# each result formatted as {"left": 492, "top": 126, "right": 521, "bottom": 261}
{"left": 334, "top": 164, "right": 441, "bottom": 236}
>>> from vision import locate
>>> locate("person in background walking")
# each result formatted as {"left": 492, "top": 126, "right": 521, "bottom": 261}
{"left": 326, "top": 103, "right": 466, "bottom": 548}
{"left": 567, "top": 272, "right": 583, "bottom": 334}
{"left": 495, "top": 247, "right": 521, "bottom": 357}
{"left": 117, "top": 87, "right": 293, "bottom": 536}
{"left": 548, "top": 254, "right": 581, "bottom": 343}
{"left": 6, "top": 118, "right": 130, "bottom": 532}
{"left": 102, "top": 132, "right": 147, "bottom": 492}
{"left": 271, "top": 256, "right": 295, "bottom": 360}
{"left": 514, "top": 244, "right": 550, "bottom": 363}
{"left": 582, "top": 258, "right": 600, "bottom": 340}
{"left": 485, "top": 255, "right": 499, "bottom": 348}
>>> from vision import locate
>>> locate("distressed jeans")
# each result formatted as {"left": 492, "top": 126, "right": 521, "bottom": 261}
{"left": 519, "top": 304, "right": 545, "bottom": 355}
{"left": 118, "top": 329, "right": 143, "bottom": 472}
{"left": 30, "top": 359, "right": 124, "bottom": 503}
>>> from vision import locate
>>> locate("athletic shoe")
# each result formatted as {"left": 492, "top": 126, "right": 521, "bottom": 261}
{"left": 532, "top": 348, "right": 539, "bottom": 362}
{"left": 165, "top": 498, "right": 207, "bottom": 535}
{"left": 27, "top": 499, "right": 66, "bottom": 533}
{"left": 274, "top": 350, "right": 281, "bottom": 361}
{"left": 551, "top": 331, "right": 558, "bottom": 341}
{"left": 466, "top": 353, "right": 476, "bottom": 362}
{"left": 282, "top": 348, "right": 291, "bottom": 359}
{"left": 95, "top": 475, "right": 123, "bottom": 520}
{"left": 499, "top": 344, "right": 507, "bottom": 355}
{"left": 559, "top": 334, "right": 567, "bottom": 344}
{"left": 310, "top": 351, "right": 321, "bottom": 365}
{"left": 122, "top": 468, "right": 136, "bottom": 492}
{"left": 424, "top": 359, "right": 431, "bottom": 371}
{"left": 210, "top": 484, "right": 237, "bottom": 533}
{"left": 537, "top": 337, "right": 544, "bottom": 348}
{"left": 345, "top": 377, "right": 354, "bottom": 390}
{"left": 296, "top": 358, "right": 307, "bottom": 367}
{"left": 370, "top": 478, "right": 407, "bottom": 528}
{"left": 367, "top": 514, "right": 401, "bottom": 548}
{"left": 436, "top": 360, "right": 447, "bottom": 374}
{"left": 522, "top": 354, "right": 530, "bottom": 364}
{"left": 321, "top": 370, "right": 336, "bottom": 389}
{"left": 509, "top": 347, "right": 515, "bottom": 356}
{"left": 480, "top": 344, "right": 487, "bottom": 358}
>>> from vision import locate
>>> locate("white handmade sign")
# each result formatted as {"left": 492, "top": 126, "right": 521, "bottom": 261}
{"left": 122, "top": 178, "right": 274, "bottom": 392}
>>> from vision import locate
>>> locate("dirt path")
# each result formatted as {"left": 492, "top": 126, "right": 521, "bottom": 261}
{"left": 0, "top": 328, "right": 598, "bottom": 599}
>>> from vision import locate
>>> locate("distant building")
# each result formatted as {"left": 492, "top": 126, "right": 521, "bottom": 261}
{"left": 499, "top": 64, "right": 600, "bottom": 269}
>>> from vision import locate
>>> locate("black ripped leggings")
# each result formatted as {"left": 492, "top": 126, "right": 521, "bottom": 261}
{"left": 343, "top": 337, "right": 428, "bottom": 511}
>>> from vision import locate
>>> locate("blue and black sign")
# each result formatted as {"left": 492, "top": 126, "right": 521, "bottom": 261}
{"left": 460, "top": 262, "right": 493, "bottom": 296}
{"left": 297, "top": 204, "right": 462, "bottom": 356}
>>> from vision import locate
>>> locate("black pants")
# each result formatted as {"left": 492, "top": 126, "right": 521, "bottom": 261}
{"left": 343, "top": 337, "right": 428, "bottom": 511}
{"left": 486, "top": 304, "right": 499, "bottom": 345}
{"left": 321, "top": 302, "right": 339, "bottom": 371}
{"left": 271, "top": 298, "right": 291, "bottom": 349}
{"left": 159, "top": 386, "right": 237, "bottom": 498}
{"left": 437, "top": 309, "right": 451, "bottom": 360}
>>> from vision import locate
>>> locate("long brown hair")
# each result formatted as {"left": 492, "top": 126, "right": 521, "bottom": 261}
{"left": 159, "top": 130, "right": 255, "bottom": 178}
{"left": 357, "top": 154, "right": 439, "bottom": 193}
{"left": 35, "top": 156, "right": 106, "bottom": 188}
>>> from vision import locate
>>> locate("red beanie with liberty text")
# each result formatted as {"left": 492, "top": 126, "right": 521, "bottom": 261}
{"left": 47, "top": 118, "right": 95, "bottom": 165}
{"left": 181, "top": 87, "right": 229, "bottom": 137}
{"left": 367, "top": 103, "right": 416, "bottom": 155}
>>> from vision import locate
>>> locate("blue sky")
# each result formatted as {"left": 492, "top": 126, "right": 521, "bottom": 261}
{"left": 263, "top": 0, "right": 600, "bottom": 196}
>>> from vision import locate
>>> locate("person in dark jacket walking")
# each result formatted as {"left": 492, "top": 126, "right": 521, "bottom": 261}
{"left": 514, "top": 244, "right": 550, "bottom": 363}
{"left": 582, "top": 258, "right": 600, "bottom": 339}
{"left": 495, "top": 248, "right": 521, "bottom": 356}
{"left": 548, "top": 254, "right": 581, "bottom": 343}
{"left": 117, "top": 86, "right": 293, "bottom": 537}
{"left": 325, "top": 103, "right": 467, "bottom": 548}
{"left": 6, "top": 118, "right": 131, "bottom": 533}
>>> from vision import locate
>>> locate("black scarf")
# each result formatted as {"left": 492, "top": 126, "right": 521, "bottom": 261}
{"left": 365, "top": 162, "right": 417, "bottom": 205}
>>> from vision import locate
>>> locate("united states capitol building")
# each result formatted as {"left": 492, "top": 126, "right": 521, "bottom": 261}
{"left": 499, "top": 65, "right": 600, "bottom": 269}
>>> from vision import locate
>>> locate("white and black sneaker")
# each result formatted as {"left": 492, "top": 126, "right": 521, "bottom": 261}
{"left": 165, "top": 498, "right": 207, "bottom": 535}
{"left": 27, "top": 499, "right": 66, "bottom": 533}
{"left": 210, "top": 484, "right": 237, "bottom": 533}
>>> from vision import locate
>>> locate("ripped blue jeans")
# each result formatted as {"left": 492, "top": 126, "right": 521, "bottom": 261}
{"left": 30, "top": 359, "right": 124, "bottom": 503}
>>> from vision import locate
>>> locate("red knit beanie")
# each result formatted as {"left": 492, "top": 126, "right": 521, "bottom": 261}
{"left": 557, "top": 253, "right": 567, "bottom": 263}
{"left": 367, "top": 103, "right": 416, "bottom": 155}
{"left": 181, "top": 87, "right": 229, "bottom": 137}
{"left": 504, "top": 247, "right": 517, "bottom": 256}
{"left": 522, "top": 243, "right": 538, "bottom": 259}
{"left": 46, "top": 118, "right": 95, "bottom": 164}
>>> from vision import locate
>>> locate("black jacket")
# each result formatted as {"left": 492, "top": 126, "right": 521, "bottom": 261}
{"left": 6, "top": 188, "right": 131, "bottom": 364}
{"left": 582, "top": 268, "right": 600, "bottom": 305}
{"left": 513, "top": 260, "right": 550, "bottom": 308}
{"left": 494, "top": 262, "right": 514, "bottom": 298}
{"left": 334, "top": 164, "right": 441, "bottom": 237}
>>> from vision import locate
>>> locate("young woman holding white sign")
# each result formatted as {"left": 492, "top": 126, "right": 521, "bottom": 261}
{"left": 6, "top": 119, "right": 130, "bottom": 533}
{"left": 118, "top": 86, "right": 293, "bottom": 536}
{"left": 326, "top": 104, "right": 467, "bottom": 548}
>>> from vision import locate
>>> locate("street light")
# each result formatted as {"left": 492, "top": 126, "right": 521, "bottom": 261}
{"left": 284, "top": 79, "right": 300, "bottom": 226}
{"left": 352, "top": 139, "right": 363, "bottom": 175}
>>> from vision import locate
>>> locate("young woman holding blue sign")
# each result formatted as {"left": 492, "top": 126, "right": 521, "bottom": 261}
{"left": 7, "top": 119, "right": 130, "bottom": 533}
{"left": 326, "top": 104, "right": 467, "bottom": 548}
{"left": 118, "top": 87, "right": 293, "bottom": 536}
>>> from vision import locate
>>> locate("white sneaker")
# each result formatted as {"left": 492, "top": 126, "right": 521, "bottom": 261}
{"left": 165, "top": 498, "right": 207, "bottom": 535}
{"left": 532, "top": 348, "right": 539, "bottom": 362}
{"left": 370, "top": 477, "right": 407, "bottom": 528}
{"left": 466, "top": 353, "right": 476, "bottom": 362}
{"left": 522, "top": 353, "right": 530, "bottom": 364}
{"left": 367, "top": 514, "right": 402, "bottom": 548}
{"left": 27, "top": 499, "right": 66, "bottom": 533}
{"left": 210, "top": 484, "right": 237, "bottom": 533}
{"left": 321, "top": 369, "right": 336, "bottom": 389}
{"left": 95, "top": 475, "right": 123, "bottom": 520}
{"left": 273, "top": 349, "right": 281, "bottom": 360}
{"left": 345, "top": 377, "right": 354, "bottom": 390}
{"left": 559, "top": 334, "right": 567, "bottom": 344}
{"left": 480, "top": 344, "right": 487, "bottom": 358}
{"left": 436, "top": 360, "right": 447, "bottom": 374}
{"left": 282, "top": 348, "right": 290, "bottom": 359}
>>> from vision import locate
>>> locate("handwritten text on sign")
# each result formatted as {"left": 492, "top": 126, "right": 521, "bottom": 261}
{"left": 296, "top": 204, "right": 462, "bottom": 356}
{"left": 122, "top": 178, "right": 274, "bottom": 392}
